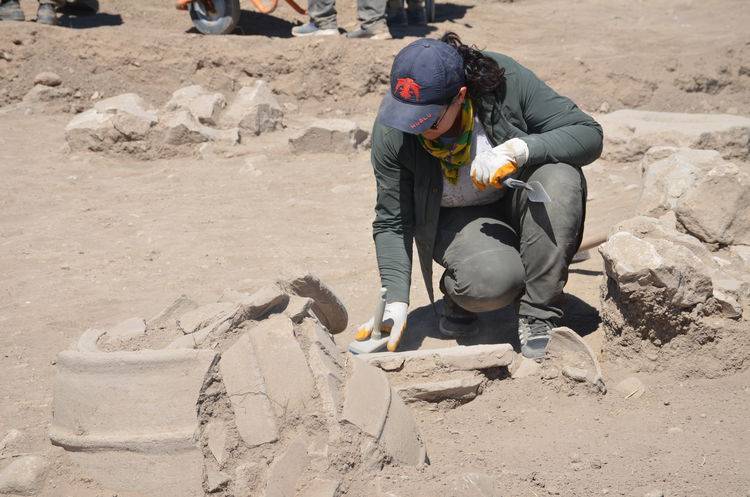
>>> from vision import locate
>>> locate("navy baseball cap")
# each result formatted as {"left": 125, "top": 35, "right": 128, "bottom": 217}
{"left": 377, "top": 38, "right": 466, "bottom": 134}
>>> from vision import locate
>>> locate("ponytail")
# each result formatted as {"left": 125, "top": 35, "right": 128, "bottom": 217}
{"left": 440, "top": 32, "right": 505, "bottom": 98}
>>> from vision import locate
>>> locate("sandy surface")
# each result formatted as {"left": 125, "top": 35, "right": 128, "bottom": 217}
{"left": 1, "top": 0, "right": 749, "bottom": 494}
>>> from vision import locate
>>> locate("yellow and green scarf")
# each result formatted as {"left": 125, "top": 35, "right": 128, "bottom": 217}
{"left": 418, "top": 98, "right": 474, "bottom": 184}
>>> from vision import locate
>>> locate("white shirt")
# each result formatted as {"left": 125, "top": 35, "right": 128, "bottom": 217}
{"left": 441, "top": 118, "right": 504, "bottom": 207}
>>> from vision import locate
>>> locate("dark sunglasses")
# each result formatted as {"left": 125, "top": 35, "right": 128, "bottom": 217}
{"left": 429, "top": 96, "right": 458, "bottom": 130}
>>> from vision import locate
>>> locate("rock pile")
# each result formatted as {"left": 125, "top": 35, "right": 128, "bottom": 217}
{"left": 49, "top": 274, "right": 427, "bottom": 497}
{"left": 64, "top": 81, "right": 372, "bottom": 160}
{"left": 599, "top": 146, "right": 750, "bottom": 376}
{"left": 64, "top": 81, "right": 284, "bottom": 160}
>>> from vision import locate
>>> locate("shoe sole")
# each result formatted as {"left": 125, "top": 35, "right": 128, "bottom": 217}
{"left": 292, "top": 29, "right": 338, "bottom": 37}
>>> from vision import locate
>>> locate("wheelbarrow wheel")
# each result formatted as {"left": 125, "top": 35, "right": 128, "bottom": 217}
{"left": 424, "top": 0, "right": 435, "bottom": 22}
{"left": 189, "top": 0, "right": 240, "bottom": 35}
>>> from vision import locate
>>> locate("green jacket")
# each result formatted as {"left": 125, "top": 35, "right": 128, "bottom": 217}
{"left": 371, "top": 52, "right": 603, "bottom": 305}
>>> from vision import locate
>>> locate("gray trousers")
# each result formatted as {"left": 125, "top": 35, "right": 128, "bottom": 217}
{"left": 433, "top": 163, "right": 586, "bottom": 324}
{"left": 308, "top": 0, "right": 386, "bottom": 29}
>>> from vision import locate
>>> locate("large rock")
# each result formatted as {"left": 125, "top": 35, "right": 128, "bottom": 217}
{"left": 65, "top": 93, "right": 158, "bottom": 152}
{"left": 160, "top": 109, "right": 239, "bottom": 146}
{"left": 0, "top": 455, "right": 49, "bottom": 496}
{"left": 598, "top": 110, "right": 750, "bottom": 162}
{"left": 219, "top": 334, "right": 279, "bottom": 448}
{"left": 50, "top": 348, "right": 217, "bottom": 496}
{"left": 165, "top": 85, "right": 226, "bottom": 126}
{"left": 599, "top": 215, "right": 750, "bottom": 375}
{"left": 33, "top": 71, "right": 62, "bottom": 87}
{"left": 289, "top": 119, "right": 369, "bottom": 155}
{"left": 222, "top": 80, "right": 284, "bottom": 136}
{"left": 639, "top": 147, "right": 750, "bottom": 246}
{"left": 23, "top": 84, "right": 72, "bottom": 103}
{"left": 247, "top": 315, "right": 316, "bottom": 418}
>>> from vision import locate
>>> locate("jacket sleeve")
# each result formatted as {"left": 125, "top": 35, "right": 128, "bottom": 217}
{"left": 371, "top": 124, "right": 415, "bottom": 304}
{"left": 516, "top": 65, "right": 603, "bottom": 168}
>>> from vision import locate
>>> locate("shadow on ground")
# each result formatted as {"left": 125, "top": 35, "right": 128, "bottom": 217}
{"left": 58, "top": 12, "right": 123, "bottom": 28}
{"left": 399, "top": 291, "right": 599, "bottom": 352}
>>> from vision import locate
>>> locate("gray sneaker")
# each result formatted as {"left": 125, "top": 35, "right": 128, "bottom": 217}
{"left": 439, "top": 293, "right": 479, "bottom": 338}
{"left": 0, "top": 0, "right": 25, "bottom": 21}
{"left": 518, "top": 316, "right": 551, "bottom": 359}
{"left": 345, "top": 25, "right": 392, "bottom": 40}
{"left": 291, "top": 22, "right": 338, "bottom": 37}
{"left": 36, "top": 2, "right": 57, "bottom": 24}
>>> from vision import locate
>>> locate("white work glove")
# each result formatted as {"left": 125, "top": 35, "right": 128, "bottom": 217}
{"left": 354, "top": 301, "right": 408, "bottom": 352}
{"left": 470, "top": 137, "right": 529, "bottom": 190}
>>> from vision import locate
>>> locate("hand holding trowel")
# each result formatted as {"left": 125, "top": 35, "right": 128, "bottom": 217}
{"left": 469, "top": 137, "right": 550, "bottom": 203}
{"left": 348, "top": 288, "right": 408, "bottom": 354}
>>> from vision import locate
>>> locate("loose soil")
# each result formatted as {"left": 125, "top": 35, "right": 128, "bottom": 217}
{"left": 1, "top": 0, "right": 749, "bottom": 495}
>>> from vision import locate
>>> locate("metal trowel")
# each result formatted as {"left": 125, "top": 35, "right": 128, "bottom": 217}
{"left": 348, "top": 288, "right": 389, "bottom": 355}
{"left": 502, "top": 178, "right": 552, "bottom": 203}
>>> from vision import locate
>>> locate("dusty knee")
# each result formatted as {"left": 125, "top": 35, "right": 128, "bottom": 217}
{"left": 444, "top": 251, "right": 525, "bottom": 313}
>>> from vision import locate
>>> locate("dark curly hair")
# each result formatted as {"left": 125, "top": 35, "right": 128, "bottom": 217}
{"left": 440, "top": 32, "right": 505, "bottom": 98}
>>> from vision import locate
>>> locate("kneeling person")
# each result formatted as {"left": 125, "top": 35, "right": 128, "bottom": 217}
{"left": 356, "top": 33, "right": 603, "bottom": 358}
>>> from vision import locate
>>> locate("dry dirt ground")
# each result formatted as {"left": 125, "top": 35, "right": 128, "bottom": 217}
{"left": 1, "top": 0, "right": 750, "bottom": 495}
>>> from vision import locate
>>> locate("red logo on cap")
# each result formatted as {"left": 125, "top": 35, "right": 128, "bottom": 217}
{"left": 395, "top": 78, "right": 421, "bottom": 102}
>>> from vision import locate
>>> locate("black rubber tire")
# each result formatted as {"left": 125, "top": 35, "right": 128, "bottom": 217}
{"left": 189, "top": 0, "right": 240, "bottom": 35}
{"left": 425, "top": 0, "right": 435, "bottom": 22}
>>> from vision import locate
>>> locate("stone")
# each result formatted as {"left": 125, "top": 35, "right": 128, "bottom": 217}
{"left": 161, "top": 109, "right": 239, "bottom": 146}
{"left": 362, "top": 343, "right": 515, "bottom": 374}
{"left": 177, "top": 302, "right": 239, "bottom": 335}
{"left": 106, "top": 317, "right": 146, "bottom": 341}
{"left": 509, "top": 355, "right": 540, "bottom": 379}
{"left": 75, "top": 328, "right": 105, "bottom": 352}
{"left": 219, "top": 285, "right": 290, "bottom": 321}
{"left": 33, "top": 71, "right": 62, "bottom": 87}
{"left": 148, "top": 295, "right": 198, "bottom": 330}
{"left": 284, "top": 295, "right": 314, "bottom": 323}
{"left": 379, "top": 389, "right": 427, "bottom": 466}
{"left": 301, "top": 321, "right": 344, "bottom": 420}
{"left": 23, "top": 84, "right": 72, "bottom": 102}
{"left": 639, "top": 147, "right": 750, "bottom": 246}
{"left": 165, "top": 85, "right": 226, "bottom": 126}
{"left": 65, "top": 93, "right": 158, "bottom": 152}
{"left": 94, "top": 93, "right": 158, "bottom": 123}
{"left": 562, "top": 366, "right": 588, "bottom": 382}
{"left": 205, "top": 467, "right": 230, "bottom": 492}
{"left": 51, "top": 348, "right": 218, "bottom": 451}
{"left": 264, "top": 437, "right": 310, "bottom": 497}
{"left": 0, "top": 455, "right": 49, "bottom": 496}
{"left": 205, "top": 420, "right": 229, "bottom": 466}
{"left": 222, "top": 80, "right": 284, "bottom": 136}
{"left": 0, "top": 429, "right": 24, "bottom": 453}
{"left": 396, "top": 375, "right": 483, "bottom": 403}
{"left": 614, "top": 376, "right": 646, "bottom": 398}
{"left": 219, "top": 334, "right": 279, "bottom": 448}
{"left": 278, "top": 273, "right": 349, "bottom": 333}
{"left": 342, "top": 357, "right": 391, "bottom": 438}
{"left": 600, "top": 232, "right": 713, "bottom": 310}
{"left": 247, "top": 315, "right": 316, "bottom": 417}
{"left": 299, "top": 478, "right": 341, "bottom": 497}
{"left": 597, "top": 110, "right": 750, "bottom": 161}
{"left": 49, "top": 348, "right": 216, "bottom": 497}
{"left": 547, "top": 327, "right": 606, "bottom": 393}
{"left": 289, "top": 119, "right": 369, "bottom": 155}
